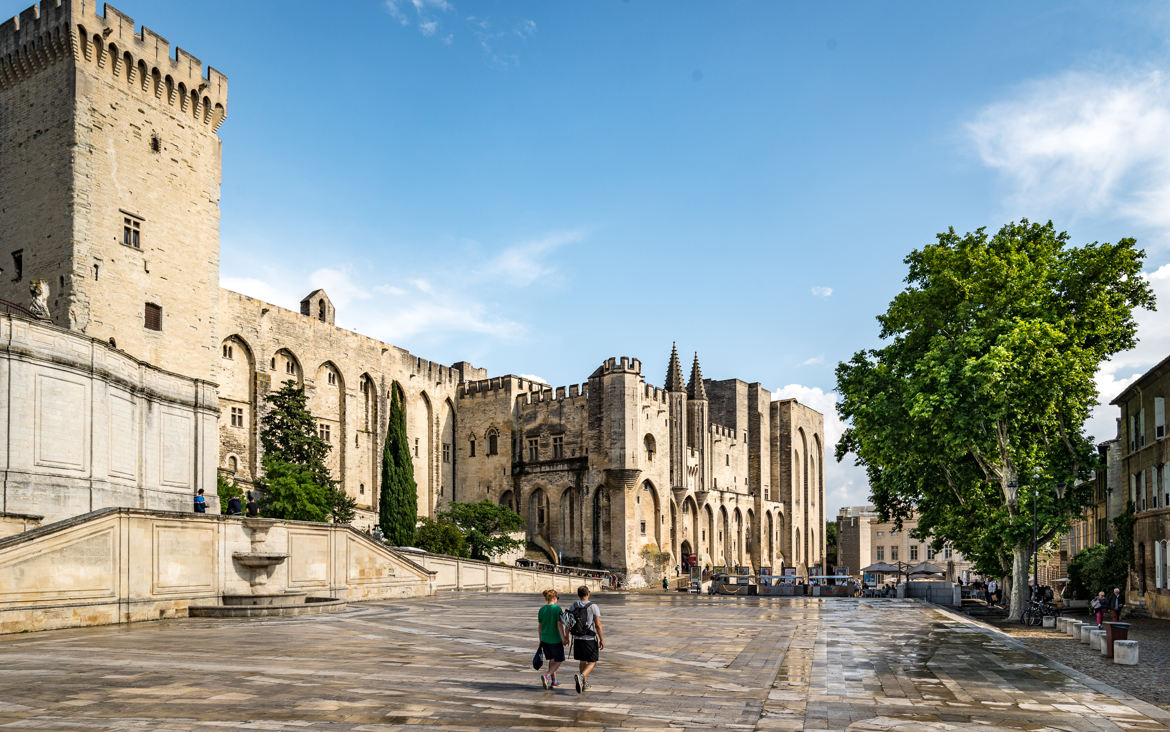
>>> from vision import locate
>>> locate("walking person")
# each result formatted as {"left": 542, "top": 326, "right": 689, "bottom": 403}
{"left": 536, "top": 589, "right": 568, "bottom": 689}
{"left": 987, "top": 578, "right": 998, "bottom": 606}
{"left": 1109, "top": 587, "right": 1124, "bottom": 622}
{"left": 193, "top": 488, "right": 207, "bottom": 513}
{"left": 1091, "top": 590, "right": 1106, "bottom": 626}
{"left": 568, "top": 585, "right": 603, "bottom": 694}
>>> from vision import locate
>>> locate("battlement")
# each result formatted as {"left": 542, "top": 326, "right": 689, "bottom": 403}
{"left": 407, "top": 355, "right": 459, "bottom": 386}
{"left": 459, "top": 374, "right": 541, "bottom": 399}
{"left": 590, "top": 356, "right": 642, "bottom": 379}
{"left": 515, "top": 382, "right": 589, "bottom": 406}
{"left": 0, "top": 1, "right": 227, "bottom": 130}
{"left": 710, "top": 423, "right": 737, "bottom": 440}
{"left": 641, "top": 383, "right": 668, "bottom": 404}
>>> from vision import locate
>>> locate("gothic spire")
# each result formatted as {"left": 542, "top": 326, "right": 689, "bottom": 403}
{"left": 665, "top": 342, "right": 686, "bottom": 393}
{"left": 687, "top": 352, "right": 707, "bottom": 401}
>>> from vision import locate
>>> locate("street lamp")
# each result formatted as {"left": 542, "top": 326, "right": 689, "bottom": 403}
{"left": 1032, "top": 473, "right": 1068, "bottom": 594}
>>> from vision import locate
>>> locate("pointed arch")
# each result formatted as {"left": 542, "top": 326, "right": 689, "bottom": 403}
{"left": 218, "top": 335, "right": 256, "bottom": 483}
{"left": 272, "top": 348, "right": 302, "bottom": 385}
{"left": 415, "top": 390, "right": 435, "bottom": 518}
{"left": 440, "top": 398, "right": 455, "bottom": 504}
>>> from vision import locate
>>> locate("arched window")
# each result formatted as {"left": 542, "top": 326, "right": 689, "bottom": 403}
{"left": 227, "top": 456, "right": 237, "bottom": 474}
{"left": 644, "top": 434, "right": 656, "bottom": 462}
{"left": 318, "top": 299, "right": 326, "bottom": 321}
{"left": 487, "top": 428, "right": 499, "bottom": 456}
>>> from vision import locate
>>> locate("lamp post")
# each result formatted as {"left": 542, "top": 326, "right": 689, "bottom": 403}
{"left": 1032, "top": 473, "right": 1068, "bottom": 595}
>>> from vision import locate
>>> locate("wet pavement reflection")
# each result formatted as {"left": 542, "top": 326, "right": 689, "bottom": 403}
{"left": 0, "top": 594, "right": 1166, "bottom": 730}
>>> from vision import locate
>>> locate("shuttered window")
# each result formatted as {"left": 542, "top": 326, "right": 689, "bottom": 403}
{"left": 144, "top": 302, "right": 162, "bottom": 331}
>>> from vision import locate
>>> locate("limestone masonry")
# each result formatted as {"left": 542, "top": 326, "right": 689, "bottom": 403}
{"left": 0, "top": 1, "right": 826, "bottom": 576}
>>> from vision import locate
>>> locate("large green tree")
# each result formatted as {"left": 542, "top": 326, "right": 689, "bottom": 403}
{"left": 836, "top": 221, "right": 1154, "bottom": 620}
{"left": 256, "top": 380, "right": 355, "bottom": 523}
{"left": 379, "top": 385, "right": 417, "bottom": 546}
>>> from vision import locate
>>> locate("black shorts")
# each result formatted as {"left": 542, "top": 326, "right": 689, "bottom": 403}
{"left": 540, "top": 641, "right": 565, "bottom": 663}
{"left": 573, "top": 638, "right": 599, "bottom": 663}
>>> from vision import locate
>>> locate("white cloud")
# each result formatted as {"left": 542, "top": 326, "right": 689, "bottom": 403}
{"left": 1086, "top": 263, "right": 1170, "bottom": 444}
{"left": 419, "top": 20, "right": 438, "bottom": 36}
{"left": 479, "top": 230, "right": 585, "bottom": 286}
{"left": 772, "top": 384, "right": 870, "bottom": 515}
{"left": 969, "top": 69, "right": 1170, "bottom": 239}
{"left": 516, "top": 19, "right": 537, "bottom": 38}
{"left": 799, "top": 355, "right": 825, "bottom": 367}
{"left": 220, "top": 228, "right": 581, "bottom": 348}
{"left": 811, "top": 286, "right": 832, "bottom": 297}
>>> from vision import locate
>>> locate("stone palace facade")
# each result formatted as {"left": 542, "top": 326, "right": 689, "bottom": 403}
{"left": 0, "top": 0, "right": 826, "bottom": 575}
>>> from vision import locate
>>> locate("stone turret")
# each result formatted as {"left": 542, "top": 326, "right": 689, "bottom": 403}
{"left": 665, "top": 343, "right": 688, "bottom": 495}
{"left": 686, "top": 353, "right": 709, "bottom": 494}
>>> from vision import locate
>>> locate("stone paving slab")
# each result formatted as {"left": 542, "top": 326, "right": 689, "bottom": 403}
{"left": 0, "top": 595, "right": 1166, "bottom": 730}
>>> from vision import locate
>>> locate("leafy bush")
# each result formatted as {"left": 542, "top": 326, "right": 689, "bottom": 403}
{"left": 414, "top": 516, "right": 469, "bottom": 557}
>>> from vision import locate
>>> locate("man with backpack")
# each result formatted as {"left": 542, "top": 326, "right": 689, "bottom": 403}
{"left": 568, "top": 585, "right": 603, "bottom": 693}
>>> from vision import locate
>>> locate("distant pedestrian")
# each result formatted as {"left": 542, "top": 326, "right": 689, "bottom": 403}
{"left": 193, "top": 488, "right": 207, "bottom": 513}
{"left": 675, "top": 564, "right": 681, "bottom": 577}
{"left": 662, "top": 576, "right": 669, "bottom": 591}
{"left": 226, "top": 493, "right": 242, "bottom": 516}
{"left": 987, "top": 579, "right": 998, "bottom": 606}
{"left": 245, "top": 492, "right": 259, "bottom": 518}
{"left": 536, "top": 588, "right": 568, "bottom": 689}
{"left": 1109, "top": 587, "right": 1124, "bottom": 621}
{"left": 568, "top": 585, "right": 603, "bottom": 694}
{"left": 1091, "top": 591, "right": 1106, "bottom": 626}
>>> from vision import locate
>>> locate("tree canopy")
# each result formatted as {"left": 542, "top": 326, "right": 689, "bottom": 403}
{"left": 836, "top": 220, "right": 1154, "bottom": 619}
{"left": 256, "top": 380, "right": 355, "bottom": 524}
{"left": 379, "top": 385, "right": 417, "bottom": 546}
{"left": 443, "top": 500, "right": 525, "bottom": 561}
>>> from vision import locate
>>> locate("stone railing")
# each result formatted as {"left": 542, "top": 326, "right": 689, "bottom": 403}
{"left": 408, "top": 552, "right": 604, "bottom": 595}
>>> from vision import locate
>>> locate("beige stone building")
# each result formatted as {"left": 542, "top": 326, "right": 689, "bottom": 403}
{"left": 837, "top": 505, "right": 978, "bottom": 582}
{"left": 1112, "top": 353, "right": 1170, "bottom": 618}
{"left": 0, "top": 1, "right": 827, "bottom": 576}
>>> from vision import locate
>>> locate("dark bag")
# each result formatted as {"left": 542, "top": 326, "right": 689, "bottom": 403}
{"left": 569, "top": 602, "right": 593, "bottom": 637}
{"left": 532, "top": 645, "right": 544, "bottom": 670}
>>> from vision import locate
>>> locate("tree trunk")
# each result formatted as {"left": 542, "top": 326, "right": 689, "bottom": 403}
{"left": 1008, "top": 544, "right": 1029, "bottom": 620}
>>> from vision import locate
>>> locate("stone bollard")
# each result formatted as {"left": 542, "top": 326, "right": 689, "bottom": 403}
{"left": 1090, "top": 629, "right": 1105, "bottom": 651}
{"left": 1114, "top": 640, "right": 1139, "bottom": 665}
{"left": 1059, "top": 617, "right": 1071, "bottom": 633}
{"left": 1100, "top": 632, "right": 1111, "bottom": 656}
{"left": 1079, "top": 624, "right": 1094, "bottom": 644}
{"left": 1042, "top": 615, "right": 1056, "bottom": 628}
{"left": 1068, "top": 621, "right": 1084, "bottom": 638}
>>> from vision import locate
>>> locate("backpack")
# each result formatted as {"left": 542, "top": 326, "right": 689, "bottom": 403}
{"left": 559, "top": 608, "right": 575, "bottom": 630}
{"left": 569, "top": 602, "right": 594, "bottom": 636}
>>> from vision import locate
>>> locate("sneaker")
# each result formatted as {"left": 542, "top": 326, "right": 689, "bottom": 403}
{"left": 582, "top": 678, "right": 592, "bottom": 691}
{"left": 550, "top": 678, "right": 560, "bottom": 687}
{"left": 574, "top": 673, "right": 583, "bottom": 694}
{"left": 541, "top": 674, "right": 549, "bottom": 690}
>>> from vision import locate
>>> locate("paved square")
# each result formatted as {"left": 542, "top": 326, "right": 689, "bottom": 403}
{"left": 0, "top": 594, "right": 1167, "bottom": 730}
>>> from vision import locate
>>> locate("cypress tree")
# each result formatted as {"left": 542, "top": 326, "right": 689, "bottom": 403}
{"left": 379, "top": 385, "right": 417, "bottom": 545}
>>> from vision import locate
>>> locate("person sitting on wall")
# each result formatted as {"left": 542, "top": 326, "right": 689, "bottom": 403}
{"left": 193, "top": 488, "right": 207, "bottom": 513}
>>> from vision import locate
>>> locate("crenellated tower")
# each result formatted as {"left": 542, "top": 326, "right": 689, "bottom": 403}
{"left": 0, "top": 0, "right": 227, "bottom": 383}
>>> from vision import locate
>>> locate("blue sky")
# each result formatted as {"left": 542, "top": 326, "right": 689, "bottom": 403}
{"left": 13, "top": 0, "right": 1170, "bottom": 512}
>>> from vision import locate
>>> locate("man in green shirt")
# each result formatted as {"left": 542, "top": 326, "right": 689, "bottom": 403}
{"left": 537, "top": 588, "right": 568, "bottom": 689}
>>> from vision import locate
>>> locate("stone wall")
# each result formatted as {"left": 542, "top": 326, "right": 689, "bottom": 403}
{"left": 217, "top": 289, "right": 473, "bottom": 529}
{"left": 0, "top": 507, "right": 434, "bottom": 634}
{"left": 0, "top": 314, "right": 217, "bottom": 524}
